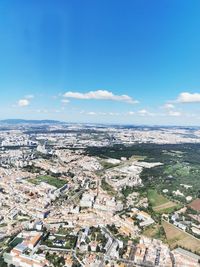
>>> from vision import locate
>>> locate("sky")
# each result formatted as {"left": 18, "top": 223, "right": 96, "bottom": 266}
{"left": 0, "top": 0, "right": 200, "bottom": 125}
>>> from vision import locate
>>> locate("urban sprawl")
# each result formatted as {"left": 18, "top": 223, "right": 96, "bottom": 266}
{"left": 1, "top": 121, "right": 200, "bottom": 267}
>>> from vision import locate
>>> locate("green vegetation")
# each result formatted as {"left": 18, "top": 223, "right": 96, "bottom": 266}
{"left": 28, "top": 175, "right": 66, "bottom": 188}
{"left": 0, "top": 223, "right": 7, "bottom": 228}
{"left": 121, "top": 186, "right": 135, "bottom": 197}
{"left": 0, "top": 257, "right": 7, "bottom": 267}
{"left": 147, "top": 189, "right": 181, "bottom": 213}
{"left": 143, "top": 224, "right": 167, "bottom": 242}
{"left": 148, "top": 189, "right": 169, "bottom": 207}
{"left": 65, "top": 235, "right": 77, "bottom": 249}
{"left": 72, "top": 261, "right": 81, "bottom": 267}
{"left": 43, "top": 234, "right": 77, "bottom": 249}
{"left": 101, "top": 178, "right": 116, "bottom": 196}
{"left": 107, "top": 224, "right": 119, "bottom": 235}
{"left": 155, "top": 205, "right": 182, "bottom": 214}
{"left": 164, "top": 162, "right": 190, "bottom": 177}
{"left": 100, "top": 160, "right": 119, "bottom": 169}
{"left": 46, "top": 252, "right": 65, "bottom": 267}
{"left": 89, "top": 227, "right": 107, "bottom": 248}
{"left": 86, "top": 143, "right": 200, "bottom": 200}
{"left": 57, "top": 226, "right": 71, "bottom": 235}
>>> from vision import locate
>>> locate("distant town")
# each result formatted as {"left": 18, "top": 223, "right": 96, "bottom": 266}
{"left": 1, "top": 121, "right": 200, "bottom": 267}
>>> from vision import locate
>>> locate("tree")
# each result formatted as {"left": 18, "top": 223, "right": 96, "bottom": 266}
{"left": 96, "top": 245, "right": 101, "bottom": 252}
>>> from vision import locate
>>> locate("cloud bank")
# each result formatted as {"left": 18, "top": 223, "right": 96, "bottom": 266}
{"left": 176, "top": 92, "right": 200, "bottom": 103}
{"left": 63, "top": 90, "right": 138, "bottom": 104}
{"left": 18, "top": 99, "right": 30, "bottom": 107}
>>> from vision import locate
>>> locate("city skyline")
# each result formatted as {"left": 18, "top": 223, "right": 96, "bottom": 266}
{"left": 0, "top": 0, "right": 200, "bottom": 125}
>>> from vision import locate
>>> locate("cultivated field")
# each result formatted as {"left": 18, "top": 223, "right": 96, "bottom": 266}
{"left": 162, "top": 220, "right": 200, "bottom": 253}
{"left": 148, "top": 189, "right": 179, "bottom": 213}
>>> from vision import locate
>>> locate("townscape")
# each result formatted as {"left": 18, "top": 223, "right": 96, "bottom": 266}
{"left": 0, "top": 121, "right": 200, "bottom": 266}
{"left": 1, "top": 0, "right": 200, "bottom": 265}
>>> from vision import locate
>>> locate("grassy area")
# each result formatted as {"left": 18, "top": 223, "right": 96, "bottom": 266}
{"left": 162, "top": 220, "right": 200, "bottom": 253}
{"left": 57, "top": 227, "right": 71, "bottom": 235}
{"left": 148, "top": 189, "right": 179, "bottom": 213}
{"left": 154, "top": 204, "right": 182, "bottom": 214}
{"left": 100, "top": 161, "right": 119, "bottom": 169}
{"left": 148, "top": 189, "right": 169, "bottom": 207}
{"left": 143, "top": 224, "right": 167, "bottom": 242}
{"left": 65, "top": 235, "right": 77, "bottom": 249}
{"left": 130, "top": 155, "right": 147, "bottom": 161}
{"left": 28, "top": 175, "right": 66, "bottom": 188}
{"left": 101, "top": 178, "right": 116, "bottom": 196}
{"left": 43, "top": 234, "right": 77, "bottom": 249}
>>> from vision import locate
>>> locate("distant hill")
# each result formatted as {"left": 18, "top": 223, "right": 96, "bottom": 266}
{"left": 0, "top": 119, "right": 62, "bottom": 124}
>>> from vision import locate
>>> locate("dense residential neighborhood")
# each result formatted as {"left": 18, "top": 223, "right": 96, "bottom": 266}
{"left": 0, "top": 122, "right": 200, "bottom": 266}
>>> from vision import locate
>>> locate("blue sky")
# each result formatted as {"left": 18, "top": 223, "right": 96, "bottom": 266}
{"left": 0, "top": 0, "right": 200, "bottom": 125}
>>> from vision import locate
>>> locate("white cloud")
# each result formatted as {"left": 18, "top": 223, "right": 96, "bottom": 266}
{"left": 162, "top": 103, "right": 181, "bottom": 117}
{"left": 168, "top": 110, "right": 182, "bottom": 117}
{"left": 63, "top": 90, "right": 138, "bottom": 104}
{"left": 18, "top": 99, "right": 30, "bottom": 107}
{"left": 25, "top": 94, "right": 34, "bottom": 99}
{"left": 109, "top": 112, "right": 120, "bottom": 116}
{"left": 74, "top": 108, "right": 187, "bottom": 119}
{"left": 61, "top": 99, "right": 70, "bottom": 104}
{"left": 84, "top": 109, "right": 154, "bottom": 117}
{"left": 128, "top": 111, "right": 135, "bottom": 115}
{"left": 36, "top": 109, "right": 48, "bottom": 113}
{"left": 79, "top": 109, "right": 185, "bottom": 118}
{"left": 138, "top": 109, "right": 154, "bottom": 116}
{"left": 82, "top": 111, "right": 123, "bottom": 116}
{"left": 87, "top": 112, "right": 97, "bottom": 115}
{"left": 163, "top": 103, "right": 175, "bottom": 109}
{"left": 175, "top": 92, "right": 200, "bottom": 103}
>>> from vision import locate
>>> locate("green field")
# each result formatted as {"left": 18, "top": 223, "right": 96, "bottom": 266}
{"left": 147, "top": 189, "right": 180, "bottom": 213}
{"left": 101, "top": 178, "right": 116, "bottom": 196}
{"left": 148, "top": 189, "right": 169, "bottom": 206}
{"left": 28, "top": 175, "right": 66, "bottom": 188}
